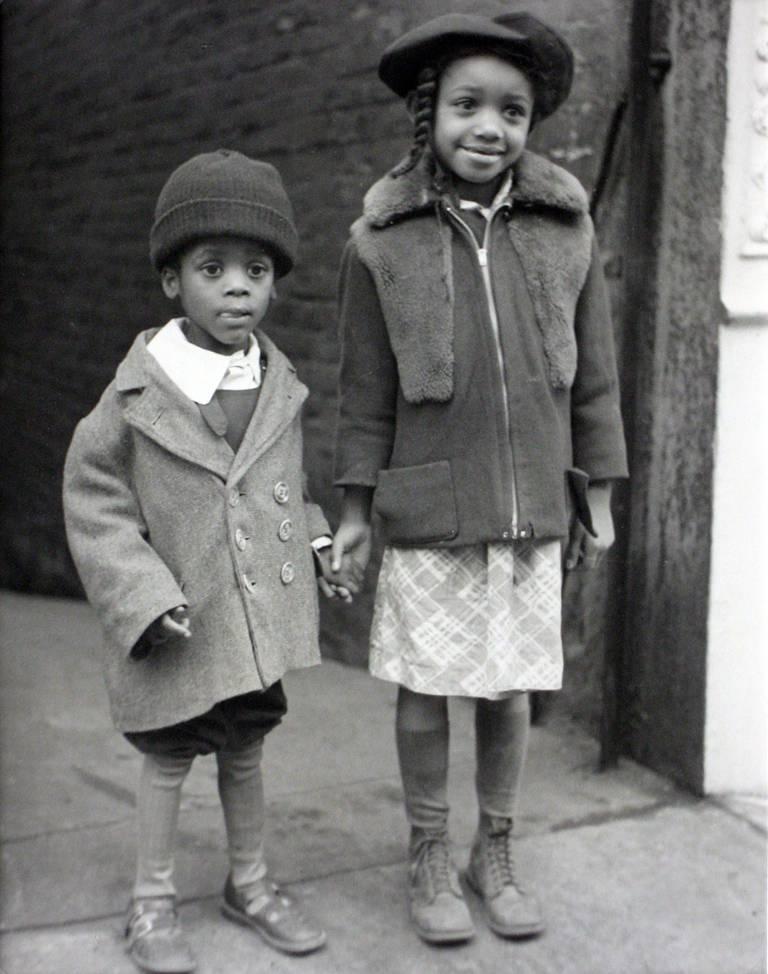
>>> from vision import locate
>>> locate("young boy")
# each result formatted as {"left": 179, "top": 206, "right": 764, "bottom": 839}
{"left": 63, "top": 149, "right": 345, "bottom": 972}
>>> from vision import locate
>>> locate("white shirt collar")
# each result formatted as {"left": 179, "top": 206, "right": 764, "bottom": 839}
{"left": 458, "top": 169, "right": 513, "bottom": 221}
{"left": 147, "top": 318, "right": 261, "bottom": 404}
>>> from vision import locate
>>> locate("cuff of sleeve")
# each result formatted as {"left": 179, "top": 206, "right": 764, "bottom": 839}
{"left": 311, "top": 536, "right": 332, "bottom": 551}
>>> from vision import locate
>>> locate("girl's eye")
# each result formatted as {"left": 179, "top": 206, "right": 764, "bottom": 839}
{"left": 248, "top": 264, "right": 268, "bottom": 278}
{"left": 504, "top": 104, "right": 526, "bottom": 120}
{"left": 454, "top": 97, "right": 476, "bottom": 111}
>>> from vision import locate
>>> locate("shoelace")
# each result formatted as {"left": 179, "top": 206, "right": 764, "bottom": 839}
{"left": 486, "top": 827, "right": 525, "bottom": 894}
{"left": 416, "top": 838, "right": 453, "bottom": 894}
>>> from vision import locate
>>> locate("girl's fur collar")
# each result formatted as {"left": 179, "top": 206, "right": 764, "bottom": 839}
{"left": 362, "top": 148, "right": 589, "bottom": 229}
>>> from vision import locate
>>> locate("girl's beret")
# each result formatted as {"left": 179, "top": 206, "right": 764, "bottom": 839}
{"left": 378, "top": 11, "right": 574, "bottom": 119}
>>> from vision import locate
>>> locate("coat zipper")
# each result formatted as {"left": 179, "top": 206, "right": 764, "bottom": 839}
{"left": 444, "top": 204, "right": 520, "bottom": 537}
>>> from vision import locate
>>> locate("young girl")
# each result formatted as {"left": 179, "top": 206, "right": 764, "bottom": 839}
{"left": 331, "top": 12, "right": 628, "bottom": 945}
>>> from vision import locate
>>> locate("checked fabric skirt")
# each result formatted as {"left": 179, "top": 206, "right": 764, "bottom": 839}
{"left": 369, "top": 540, "right": 563, "bottom": 698}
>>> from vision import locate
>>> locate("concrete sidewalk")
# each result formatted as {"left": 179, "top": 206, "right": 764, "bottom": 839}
{"left": 0, "top": 591, "right": 765, "bottom": 974}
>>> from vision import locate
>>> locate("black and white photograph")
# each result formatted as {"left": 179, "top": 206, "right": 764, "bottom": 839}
{"left": 0, "top": 2, "right": 766, "bottom": 972}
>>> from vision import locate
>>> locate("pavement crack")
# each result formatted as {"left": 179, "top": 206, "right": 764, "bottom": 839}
{"left": 71, "top": 766, "right": 135, "bottom": 807}
{"left": 547, "top": 796, "right": 698, "bottom": 833}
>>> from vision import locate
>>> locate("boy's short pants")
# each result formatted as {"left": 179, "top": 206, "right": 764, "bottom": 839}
{"left": 123, "top": 683, "right": 287, "bottom": 759}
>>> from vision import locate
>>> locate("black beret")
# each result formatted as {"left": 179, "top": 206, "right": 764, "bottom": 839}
{"left": 378, "top": 11, "right": 574, "bottom": 119}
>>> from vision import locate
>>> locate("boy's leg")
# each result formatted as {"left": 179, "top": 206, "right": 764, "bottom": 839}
{"left": 396, "top": 686, "right": 473, "bottom": 944}
{"left": 467, "top": 693, "right": 544, "bottom": 938}
{"left": 217, "top": 739, "right": 267, "bottom": 891}
{"left": 134, "top": 751, "right": 194, "bottom": 900}
{"left": 218, "top": 738, "right": 325, "bottom": 956}
{"left": 128, "top": 750, "right": 196, "bottom": 973}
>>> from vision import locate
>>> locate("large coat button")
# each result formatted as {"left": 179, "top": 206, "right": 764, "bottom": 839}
{"left": 273, "top": 482, "right": 289, "bottom": 504}
{"left": 229, "top": 489, "right": 241, "bottom": 507}
{"left": 280, "top": 562, "right": 295, "bottom": 585}
{"left": 235, "top": 528, "right": 247, "bottom": 551}
{"left": 277, "top": 518, "right": 293, "bottom": 542}
{"left": 242, "top": 574, "right": 256, "bottom": 593}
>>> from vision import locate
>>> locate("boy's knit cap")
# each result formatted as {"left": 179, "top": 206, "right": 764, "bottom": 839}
{"left": 378, "top": 11, "right": 574, "bottom": 119}
{"left": 150, "top": 149, "right": 298, "bottom": 277}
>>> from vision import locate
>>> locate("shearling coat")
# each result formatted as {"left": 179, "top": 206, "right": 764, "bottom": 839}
{"left": 334, "top": 149, "right": 628, "bottom": 545}
{"left": 63, "top": 327, "right": 329, "bottom": 733}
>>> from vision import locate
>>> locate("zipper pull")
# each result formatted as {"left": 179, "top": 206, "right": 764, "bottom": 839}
{"left": 477, "top": 248, "right": 488, "bottom": 268}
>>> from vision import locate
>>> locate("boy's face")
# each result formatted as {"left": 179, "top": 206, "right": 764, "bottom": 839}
{"left": 432, "top": 54, "right": 534, "bottom": 203}
{"left": 161, "top": 236, "right": 275, "bottom": 354}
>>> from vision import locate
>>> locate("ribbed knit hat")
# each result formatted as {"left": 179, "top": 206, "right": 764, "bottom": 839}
{"left": 149, "top": 149, "right": 298, "bottom": 277}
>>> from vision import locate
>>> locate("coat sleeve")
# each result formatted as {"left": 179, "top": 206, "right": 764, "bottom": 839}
{"left": 333, "top": 238, "right": 399, "bottom": 487}
{"left": 301, "top": 472, "right": 331, "bottom": 541}
{"left": 62, "top": 385, "right": 187, "bottom": 658}
{"left": 570, "top": 234, "right": 629, "bottom": 481}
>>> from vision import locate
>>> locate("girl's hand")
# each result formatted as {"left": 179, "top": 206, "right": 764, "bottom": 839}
{"left": 330, "top": 521, "right": 372, "bottom": 593}
{"left": 145, "top": 606, "right": 192, "bottom": 643}
{"left": 565, "top": 482, "right": 615, "bottom": 571}
{"left": 315, "top": 547, "right": 354, "bottom": 603}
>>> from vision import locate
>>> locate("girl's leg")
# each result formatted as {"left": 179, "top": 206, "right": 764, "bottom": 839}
{"left": 396, "top": 686, "right": 473, "bottom": 944}
{"left": 396, "top": 686, "right": 449, "bottom": 835}
{"left": 134, "top": 751, "right": 194, "bottom": 900}
{"left": 467, "top": 693, "right": 544, "bottom": 939}
{"left": 218, "top": 739, "right": 326, "bottom": 956}
{"left": 474, "top": 692, "right": 530, "bottom": 822}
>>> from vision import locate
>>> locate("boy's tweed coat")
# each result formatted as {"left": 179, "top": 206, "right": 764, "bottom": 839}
{"left": 64, "top": 328, "right": 329, "bottom": 733}
{"left": 335, "top": 149, "right": 628, "bottom": 546}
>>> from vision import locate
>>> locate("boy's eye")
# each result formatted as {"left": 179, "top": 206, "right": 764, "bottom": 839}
{"left": 200, "top": 263, "right": 222, "bottom": 277}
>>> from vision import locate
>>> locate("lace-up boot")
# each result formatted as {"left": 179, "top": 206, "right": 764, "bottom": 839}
{"left": 466, "top": 815, "right": 544, "bottom": 938}
{"left": 408, "top": 829, "right": 474, "bottom": 944}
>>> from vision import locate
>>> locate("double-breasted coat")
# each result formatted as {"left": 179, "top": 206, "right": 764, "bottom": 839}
{"left": 63, "top": 327, "right": 329, "bottom": 733}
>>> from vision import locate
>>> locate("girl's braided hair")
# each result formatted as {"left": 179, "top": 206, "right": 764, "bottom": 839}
{"left": 391, "top": 43, "right": 543, "bottom": 179}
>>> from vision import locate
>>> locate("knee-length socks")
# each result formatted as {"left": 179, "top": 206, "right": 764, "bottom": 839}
{"left": 133, "top": 739, "right": 266, "bottom": 901}
{"left": 395, "top": 687, "right": 530, "bottom": 835}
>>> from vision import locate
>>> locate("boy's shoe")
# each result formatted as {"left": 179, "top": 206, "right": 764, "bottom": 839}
{"left": 221, "top": 874, "right": 326, "bottom": 955}
{"left": 408, "top": 832, "right": 475, "bottom": 944}
{"left": 125, "top": 896, "right": 196, "bottom": 973}
{"left": 465, "top": 816, "right": 545, "bottom": 939}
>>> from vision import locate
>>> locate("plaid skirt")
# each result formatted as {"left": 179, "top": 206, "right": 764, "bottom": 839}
{"left": 369, "top": 540, "right": 563, "bottom": 698}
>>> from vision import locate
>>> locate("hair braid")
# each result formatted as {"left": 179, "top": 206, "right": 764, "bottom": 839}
{"left": 391, "top": 66, "right": 437, "bottom": 178}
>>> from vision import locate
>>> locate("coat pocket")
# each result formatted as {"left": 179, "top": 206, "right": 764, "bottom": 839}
{"left": 374, "top": 460, "right": 458, "bottom": 544}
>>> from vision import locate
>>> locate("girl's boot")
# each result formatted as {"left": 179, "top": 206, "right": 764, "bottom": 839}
{"left": 467, "top": 695, "right": 544, "bottom": 938}
{"left": 465, "top": 814, "right": 544, "bottom": 938}
{"left": 397, "top": 713, "right": 474, "bottom": 944}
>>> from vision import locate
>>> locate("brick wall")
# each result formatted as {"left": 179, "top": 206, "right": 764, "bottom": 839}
{"left": 1, "top": 0, "right": 630, "bottom": 687}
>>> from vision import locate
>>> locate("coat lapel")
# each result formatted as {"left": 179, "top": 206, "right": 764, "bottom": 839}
{"left": 228, "top": 331, "right": 307, "bottom": 486}
{"left": 115, "top": 329, "right": 308, "bottom": 483}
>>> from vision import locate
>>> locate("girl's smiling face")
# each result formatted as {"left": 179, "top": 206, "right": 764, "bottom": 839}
{"left": 161, "top": 236, "right": 275, "bottom": 354}
{"left": 432, "top": 54, "right": 534, "bottom": 203}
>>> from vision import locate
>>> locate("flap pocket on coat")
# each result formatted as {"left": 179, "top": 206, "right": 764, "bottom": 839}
{"left": 374, "top": 461, "right": 458, "bottom": 544}
{"left": 566, "top": 467, "right": 597, "bottom": 538}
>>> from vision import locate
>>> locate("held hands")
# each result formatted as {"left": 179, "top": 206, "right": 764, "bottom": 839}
{"left": 315, "top": 546, "right": 355, "bottom": 603}
{"left": 565, "top": 482, "right": 616, "bottom": 571}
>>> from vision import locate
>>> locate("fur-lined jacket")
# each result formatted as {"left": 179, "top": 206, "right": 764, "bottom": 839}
{"left": 334, "top": 149, "right": 628, "bottom": 546}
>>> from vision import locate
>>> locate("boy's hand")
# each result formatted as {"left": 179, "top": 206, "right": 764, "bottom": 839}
{"left": 144, "top": 606, "right": 192, "bottom": 644}
{"left": 565, "top": 483, "right": 615, "bottom": 571}
{"left": 315, "top": 547, "right": 354, "bottom": 602}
